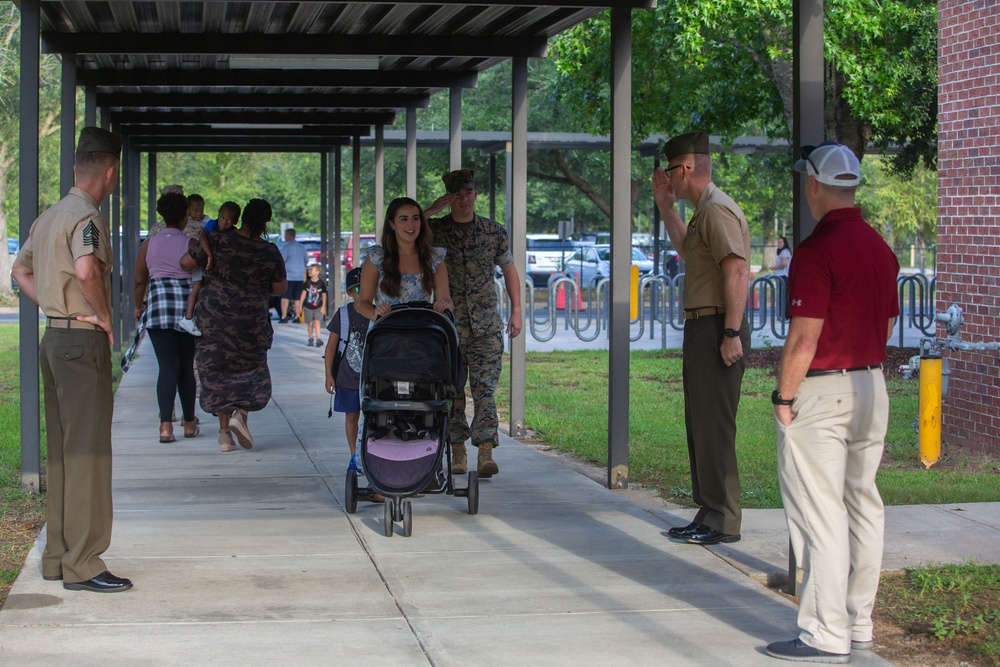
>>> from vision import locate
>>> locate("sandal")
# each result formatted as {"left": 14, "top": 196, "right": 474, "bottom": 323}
{"left": 159, "top": 423, "right": 175, "bottom": 443}
{"left": 218, "top": 429, "right": 236, "bottom": 452}
{"left": 183, "top": 416, "right": 200, "bottom": 438}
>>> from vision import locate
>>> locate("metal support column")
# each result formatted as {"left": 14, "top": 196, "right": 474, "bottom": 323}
{"left": 509, "top": 58, "right": 528, "bottom": 439}
{"left": 320, "top": 150, "right": 329, "bottom": 287}
{"left": 60, "top": 56, "right": 77, "bottom": 196}
{"left": 84, "top": 84, "right": 96, "bottom": 126}
{"left": 147, "top": 153, "right": 157, "bottom": 231}
{"left": 793, "top": 0, "right": 824, "bottom": 245}
{"left": 375, "top": 124, "right": 385, "bottom": 239}
{"left": 786, "top": 0, "right": 827, "bottom": 595}
{"left": 607, "top": 7, "right": 633, "bottom": 489}
{"left": 18, "top": 0, "right": 41, "bottom": 493}
{"left": 489, "top": 152, "right": 497, "bottom": 223}
{"left": 332, "top": 148, "right": 343, "bottom": 306}
{"left": 352, "top": 136, "right": 362, "bottom": 254}
{"left": 449, "top": 87, "right": 462, "bottom": 170}
{"left": 406, "top": 107, "right": 418, "bottom": 199}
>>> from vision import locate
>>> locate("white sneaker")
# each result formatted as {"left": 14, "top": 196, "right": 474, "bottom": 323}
{"left": 179, "top": 317, "right": 202, "bottom": 336}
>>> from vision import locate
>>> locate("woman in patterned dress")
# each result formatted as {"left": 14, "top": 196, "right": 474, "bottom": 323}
{"left": 356, "top": 197, "right": 452, "bottom": 320}
{"left": 181, "top": 198, "right": 287, "bottom": 452}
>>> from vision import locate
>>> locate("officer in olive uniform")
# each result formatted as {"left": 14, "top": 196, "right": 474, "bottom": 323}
{"left": 425, "top": 169, "right": 523, "bottom": 478}
{"left": 651, "top": 132, "right": 751, "bottom": 546}
{"left": 12, "top": 127, "right": 133, "bottom": 592}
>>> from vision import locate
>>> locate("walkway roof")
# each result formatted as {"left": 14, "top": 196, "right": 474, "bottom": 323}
{"left": 28, "top": 1, "right": 656, "bottom": 144}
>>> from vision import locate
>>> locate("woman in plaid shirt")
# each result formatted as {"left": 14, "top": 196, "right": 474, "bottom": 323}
{"left": 133, "top": 191, "right": 201, "bottom": 443}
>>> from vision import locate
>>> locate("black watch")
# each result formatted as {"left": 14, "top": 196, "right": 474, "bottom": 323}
{"left": 723, "top": 327, "right": 740, "bottom": 338}
{"left": 771, "top": 390, "right": 794, "bottom": 406}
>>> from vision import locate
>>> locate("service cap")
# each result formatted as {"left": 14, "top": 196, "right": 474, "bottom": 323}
{"left": 662, "top": 132, "right": 710, "bottom": 161}
{"left": 76, "top": 126, "right": 122, "bottom": 155}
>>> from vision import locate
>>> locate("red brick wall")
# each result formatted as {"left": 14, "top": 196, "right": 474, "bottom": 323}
{"left": 937, "top": 0, "right": 1000, "bottom": 453}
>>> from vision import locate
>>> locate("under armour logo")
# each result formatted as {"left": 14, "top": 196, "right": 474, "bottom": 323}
{"left": 791, "top": 299, "right": 802, "bottom": 306}
{"left": 82, "top": 220, "right": 99, "bottom": 250}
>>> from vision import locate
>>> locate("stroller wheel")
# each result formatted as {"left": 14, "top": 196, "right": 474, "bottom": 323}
{"left": 345, "top": 470, "right": 358, "bottom": 515}
{"left": 402, "top": 500, "right": 413, "bottom": 537}
{"left": 467, "top": 471, "right": 479, "bottom": 515}
{"left": 383, "top": 501, "right": 394, "bottom": 537}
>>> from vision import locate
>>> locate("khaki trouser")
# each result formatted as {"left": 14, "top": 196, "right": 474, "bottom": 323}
{"left": 777, "top": 369, "right": 888, "bottom": 654}
{"left": 39, "top": 328, "right": 115, "bottom": 583}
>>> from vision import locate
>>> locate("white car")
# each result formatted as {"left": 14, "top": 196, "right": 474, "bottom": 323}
{"left": 563, "top": 245, "right": 654, "bottom": 286}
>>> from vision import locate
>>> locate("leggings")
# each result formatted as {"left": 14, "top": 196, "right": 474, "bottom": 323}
{"left": 147, "top": 327, "right": 197, "bottom": 423}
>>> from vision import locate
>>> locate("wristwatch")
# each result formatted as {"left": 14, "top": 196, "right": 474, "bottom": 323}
{"left": 723, "top": 328, "right": 740, "bottom": 338}
{"left": 771, "top": 390, "right": 794, "bottom": 406}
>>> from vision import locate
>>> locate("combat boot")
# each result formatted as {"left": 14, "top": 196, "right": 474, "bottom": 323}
{"left": 451, "top": 443, "right": 467, "bottom": 474}
{"left": 477, "top": 441, "right": 499, "bottom": 478}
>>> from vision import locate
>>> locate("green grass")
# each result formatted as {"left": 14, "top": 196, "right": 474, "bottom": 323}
{"left": 878, "top": 562, "right": 1000, "bottom": 664}
{"left": 499, "top": 349, "right": 1000, "bottom": 508}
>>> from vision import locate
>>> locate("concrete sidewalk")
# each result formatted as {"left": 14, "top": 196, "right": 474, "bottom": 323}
{"left": 1, "top": 321, "right": 996, "bottom": 665}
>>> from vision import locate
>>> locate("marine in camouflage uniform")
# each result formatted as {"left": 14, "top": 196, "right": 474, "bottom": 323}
{"left": 426, "top": 169, "right": 523, "bottom": 478}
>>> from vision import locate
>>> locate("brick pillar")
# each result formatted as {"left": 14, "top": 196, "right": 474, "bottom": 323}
{"left": 937, "top": 0, "right": 1000, "bottom": 453}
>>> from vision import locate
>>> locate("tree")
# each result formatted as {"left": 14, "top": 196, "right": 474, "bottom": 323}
{"left": 550, "top": 1, "right": 937, "bottom": 171}
{"left": 1, "top": 4, "right": 63, "bottom": 295}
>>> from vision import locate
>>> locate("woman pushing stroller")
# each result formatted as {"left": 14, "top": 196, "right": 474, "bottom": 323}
{"left": 355, "top": 197, "right": 453, "bottom": 318}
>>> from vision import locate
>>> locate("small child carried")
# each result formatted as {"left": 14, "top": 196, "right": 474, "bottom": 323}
{"left": 180, "top": 201, "right": 241, "bottom": 336}
{"left": 324, "top": 267, "right": 368, "bottom": 475}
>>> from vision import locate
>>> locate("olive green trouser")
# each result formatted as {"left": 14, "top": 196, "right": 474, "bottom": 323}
{"left": 39, "top": 328, "right": 114, "bottom": 583}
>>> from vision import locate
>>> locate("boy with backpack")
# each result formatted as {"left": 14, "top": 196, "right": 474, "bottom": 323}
{"left": 324, "top": 268, "right": 368, "bottom": 474}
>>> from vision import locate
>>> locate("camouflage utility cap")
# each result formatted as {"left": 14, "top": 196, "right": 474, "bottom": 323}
{"left": 443, "top": 169, "right": 477, "bottom": 193}
{"left": 76, "top": 127, "right": 122, "bottom": 155}
{"left": 663, "top": 131, "right": 710, "bottom": 161}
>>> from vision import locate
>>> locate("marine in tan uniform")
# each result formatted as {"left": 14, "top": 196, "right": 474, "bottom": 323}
{"left": 425, "top": 169, "right": 523, "bottom": 478}
{"left": 651, "top": 131, "right": 751, "bottom": 545}
{"left": 12, "top": 127, "right": 133, "bottom": 592}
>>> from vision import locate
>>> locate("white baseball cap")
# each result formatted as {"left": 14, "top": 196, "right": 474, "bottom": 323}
{"left": 793, "top": 142, "right": 861, "bottom": 187}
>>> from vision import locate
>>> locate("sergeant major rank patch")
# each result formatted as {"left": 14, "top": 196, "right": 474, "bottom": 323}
{"left": 82, "top": 220, "right": 99, "bottom": 250}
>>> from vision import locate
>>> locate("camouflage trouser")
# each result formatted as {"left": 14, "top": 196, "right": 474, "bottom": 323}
{"left": 451, "top": 329, "right": 504, "bottom": 448}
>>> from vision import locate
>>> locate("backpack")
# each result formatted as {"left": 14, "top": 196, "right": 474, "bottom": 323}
{"left": 331, "top": 305, "right": 350, "bottom": 376}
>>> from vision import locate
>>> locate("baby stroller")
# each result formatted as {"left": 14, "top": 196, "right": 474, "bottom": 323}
{"left": 345, "top": 302, "right": 479, "bottom": 537}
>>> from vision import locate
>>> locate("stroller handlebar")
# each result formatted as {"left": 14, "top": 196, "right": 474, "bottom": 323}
{"left": 380, "top": 301, "right": 455, "bottom": 325}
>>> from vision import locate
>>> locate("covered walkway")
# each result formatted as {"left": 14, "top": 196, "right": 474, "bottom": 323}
{"left": 5, "top": 323, "right": 998, "bottom": 664}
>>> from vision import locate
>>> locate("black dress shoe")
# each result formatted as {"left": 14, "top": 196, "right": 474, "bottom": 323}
{"left": 681, "top": 527, "right": 740, "bottom": 545}
{"left": 63, "top": 571, "right": 133, "bottom": 593}
{"left": 667, "top": 521, "right": 705, "bottom": 538}
{"left": 42, "top": 573, "right": 63, "bottom": 581}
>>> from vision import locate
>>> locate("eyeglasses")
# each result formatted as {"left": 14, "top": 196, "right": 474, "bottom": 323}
{"left": 664, "top": 164, "right": 685, "bottom": 177}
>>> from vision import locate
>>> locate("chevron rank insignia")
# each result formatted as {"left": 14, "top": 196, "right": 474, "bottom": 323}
{"left": 82, "top": 220, "right": 99, "bottom": 250}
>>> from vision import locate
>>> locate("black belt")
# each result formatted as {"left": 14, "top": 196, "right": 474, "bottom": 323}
{"left": 45, "top": 317, "right": 102, "bottom": 332}
{"left": 805, "top": 364, "right": 883, "bottom": 378}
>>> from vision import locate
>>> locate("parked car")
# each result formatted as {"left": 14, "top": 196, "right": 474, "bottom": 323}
{"left": 8, "top": 237, "right": 18, "bottom": 255}
{"left": 526, "top": 234, "right": 578, "bottom": 284}
{"left": 563, "top": 245, "right": 655, "bottom": 286}
{"left": 342, "top": 233, "right": 377, "bottom": 271}
{"left": 295, "top": 234, "right": 326, "bottom": 265}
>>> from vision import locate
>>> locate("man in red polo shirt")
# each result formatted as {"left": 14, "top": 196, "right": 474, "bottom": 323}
{"left": 765, "top": 142, "right": 899, "bottom": 663}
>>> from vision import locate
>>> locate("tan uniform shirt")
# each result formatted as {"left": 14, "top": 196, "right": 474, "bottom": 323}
{"left": 682, "top": 182, "right": 750, "bottom": 309}
{"left": 16, "top": 187, "right": 112, "bottom": 317}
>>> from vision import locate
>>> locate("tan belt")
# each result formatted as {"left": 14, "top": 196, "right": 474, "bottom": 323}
{"left": 682, "top": 306, "right": 725, "bottom": 320}
{"left": 45, "top": 317, "right": 103, "bottom": 332}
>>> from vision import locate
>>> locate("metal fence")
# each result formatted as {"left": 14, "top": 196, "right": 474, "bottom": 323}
{"left": 497, "top": 271, "right": 937, "bottom": 348}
